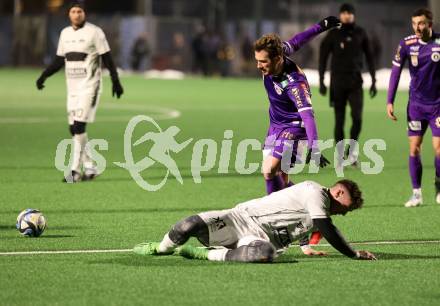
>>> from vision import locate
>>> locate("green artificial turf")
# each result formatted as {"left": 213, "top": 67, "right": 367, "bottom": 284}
{"left": 0, "top": 69, "right": 439, "bottom": 306}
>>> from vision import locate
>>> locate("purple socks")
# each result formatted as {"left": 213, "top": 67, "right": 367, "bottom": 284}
{"left": 409, "top": 155, "right": 422, "bottom": 189}
{"left": 265, "top": 175, "right": 285, "bottom": 194}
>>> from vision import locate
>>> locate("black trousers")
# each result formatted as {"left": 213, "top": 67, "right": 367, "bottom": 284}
{"left": 330, "top": 81, "right": 363, "bottom": 143}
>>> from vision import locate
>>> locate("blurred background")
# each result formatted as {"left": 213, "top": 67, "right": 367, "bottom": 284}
{"left": 0, "top": 0, "right": 438, "bottom": 77}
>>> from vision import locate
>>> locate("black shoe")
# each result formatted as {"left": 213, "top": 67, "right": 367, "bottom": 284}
{"left": 81, "top": 168, "right": 99, "bottom": 181}
{"left": 62, "top": 170, "right": 81, "bottom": 183}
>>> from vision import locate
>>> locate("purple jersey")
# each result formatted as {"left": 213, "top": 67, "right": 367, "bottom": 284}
{"left": 388, "top": 32, "right": 440, "bottom": 105}
{"left": 263, "top": 23, "right": 323, "bottom": 148}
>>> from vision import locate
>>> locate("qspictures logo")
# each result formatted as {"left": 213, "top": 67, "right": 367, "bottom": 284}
{"left": 55, "top": 115, "right": 386, "bottom": 191}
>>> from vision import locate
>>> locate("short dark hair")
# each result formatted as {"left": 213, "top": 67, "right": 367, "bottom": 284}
{"left": 340, "top": 3, "right": 355, "bottom": 14}
{"left": 335, "top": 179, "right": 363, "bottom": 211}
{"left": 254, "top": 34, "right": 283, "bottom": 59}
{"left": 412, "top": 8, "right": 433, "bottom": 22}
{"left": 68, "top": 1, "right": 86, "bottom": 13}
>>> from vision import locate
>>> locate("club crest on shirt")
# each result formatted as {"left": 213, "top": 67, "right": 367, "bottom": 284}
{"left": 411, "top": 54, "right": 418, "bottom": 66}
{"left": 273, "top": 83, "right": 283, "bottom": 95}
{"left": 431, "top": 52, "right": 440, "bottom": 62}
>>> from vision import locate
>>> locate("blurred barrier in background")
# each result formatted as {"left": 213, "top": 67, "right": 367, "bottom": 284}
{"left": 0, "top": 0, "right": 436, "bottom": 77}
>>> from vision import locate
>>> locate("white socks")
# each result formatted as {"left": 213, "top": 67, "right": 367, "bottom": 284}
{"left": 71, "top": 133, "right": 87, "bottom": 172}
{"left": 413, "top": 188, "right": 422, "bottom": 196}
{"left": 158, "top": 233, "right": 178, "bottom": 253}
{"left": 207, "top": 249, "right": 228, "bottom": 261}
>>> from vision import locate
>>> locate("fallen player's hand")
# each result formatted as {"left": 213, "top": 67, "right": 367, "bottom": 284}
{"left": 36, "top": 76, "right": 46, "bottom": 90}
{"left": 302, "top": 247, "right": 327, "bottom": 256}
{"left": 319, "top": 16, "right": 341, "bottom": 31}
{"left": 370, "top": 82, "right": 377, "bottom": 98}
{"left": 306, "top": 149, "right": 330, "bottom": 168}
{"left": 356, "top": 250, "right": 377, "bottom": 260}
{"left": 319, "top": 82, "right": 327, "bottom": 96}
{"left": 386, "top": 103, "right": 397, "bottom": 121}
{"left": 112, "top": 79, "right": 124, "bottom": 99}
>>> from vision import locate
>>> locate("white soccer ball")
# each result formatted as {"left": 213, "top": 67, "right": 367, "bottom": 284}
{"left": 16, "top": 209, "right": 47, "bottom": 237}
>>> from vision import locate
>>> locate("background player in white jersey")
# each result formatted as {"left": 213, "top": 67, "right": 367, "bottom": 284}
{"left": 36, "top": 2, "right": 123, "bottom": 183}
{"left": 134, "top": 179, "right": 376, "bottom": 262}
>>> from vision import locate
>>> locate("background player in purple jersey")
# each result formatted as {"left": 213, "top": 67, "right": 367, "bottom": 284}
{"left": 387, "top": 8, "right": 440, "bottom": 207}
{"left": 254, "top": 17, "right": 340, "bottom": 196}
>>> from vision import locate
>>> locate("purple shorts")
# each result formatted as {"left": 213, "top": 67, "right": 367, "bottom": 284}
{"left": 407, "top": 103, "right": 440, "bottom": 137}
{"left": 263, "top": 125, "right": 307, "bottom": 166}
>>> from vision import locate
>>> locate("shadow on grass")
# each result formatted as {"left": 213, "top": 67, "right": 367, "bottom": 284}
{"left": 87, "top": 254, "right": 298, "bottom": 267}
{"left": 0, "top": 225, "right": 15, "bottom": 230}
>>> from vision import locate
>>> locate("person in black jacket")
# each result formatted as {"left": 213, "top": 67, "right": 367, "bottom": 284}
{"left": 319, "top": 3, "right": 376, "bottom": 165}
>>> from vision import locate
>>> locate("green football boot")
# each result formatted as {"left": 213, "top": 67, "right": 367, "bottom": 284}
{"left": 133, "top": 242, "right": 161, "bottom": 256}
{"left": 175, "top": 245, "right": 209, "bottom": 260}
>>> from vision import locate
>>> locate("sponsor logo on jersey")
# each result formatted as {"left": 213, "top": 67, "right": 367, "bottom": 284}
{"left": 291, "top": 87, "right": 303, "bottom": 108}
{"left": 411, "top": 54, "right": 418, "bottom": 66}
{"left": 408, "top": 121, "right": 422, "bottom": 131}
{"left": 395, "top": 45, "right": 401, "bottom": 62}
{"left": 432, "top": 47, "right": 440, "bottom": 52}
{"left": 431, "top": 52, "right": 440, "bottom": 62}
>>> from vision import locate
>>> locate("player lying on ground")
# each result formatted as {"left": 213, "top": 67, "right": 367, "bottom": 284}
{"left": 134, "top": 180, "right": 376, "bottom": 262}
{"left": 35, "top": 1, "right": 123, "bottom": 183}
{"left": 386, "top": 8, "right": 440, "bottom": 207}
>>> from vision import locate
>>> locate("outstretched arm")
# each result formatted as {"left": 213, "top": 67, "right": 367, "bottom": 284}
{"left": 101, "top": 51, "right": 124, "bottom": 98}
{"left": 283, "top": 16, "right": 340, "bottom": 56}
{"left": 36, "top": 56, "right": 65, "bottom": 90}
{"left": 313, "top": 218, "right": 376, "bottom": 260}
{"left": 387, "top": 41, "right": 407, "bottom": 120}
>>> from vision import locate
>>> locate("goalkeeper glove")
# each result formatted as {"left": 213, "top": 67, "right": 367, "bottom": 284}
{"left": 112, "top": 79, "right": 124, "bottom": 99}
{"left": 36, "top": 76, "right": 46, "bottom": 90}
{"left": 318, "top": 16, "right": 341, "bottom": 32}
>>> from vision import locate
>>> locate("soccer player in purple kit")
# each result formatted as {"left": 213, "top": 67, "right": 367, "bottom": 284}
{"left": 254, "top": 17, "right": 340, "bottom": 195}
{"left": 255, "top": 17, "right": 340, "bottom": 248}
{"left": 387, "top": 8, "right": 440, "bottom": 207}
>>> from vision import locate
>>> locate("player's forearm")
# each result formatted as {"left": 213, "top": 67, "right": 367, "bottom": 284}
{"left": 387, "top": 65, "right": 402, "bottom": 104}
{"left": 313, "top": 218, "right": 357, "bottom": 258}
{"left": 101, "top": 52, "right": 120, "bottom": 83}
{"left": 40, "top": 55, "right": 65, "bottom": 79}
{"left": 283, "top": 24, "right": 322, "bottom": 56}
{"left": 300, "top": 109, "right": 318, "bottom": 150}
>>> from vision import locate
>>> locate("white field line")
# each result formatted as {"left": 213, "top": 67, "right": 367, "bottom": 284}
{"left": 1, "top": 240, "right": 440, "bottom": 256}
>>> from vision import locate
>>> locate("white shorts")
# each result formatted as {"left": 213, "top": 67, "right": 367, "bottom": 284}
{"left": 67, "top": 92, "right": 101, "bottom": 125}
{"left": 198, "top": 209, "right": 271, "bottom": 248}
